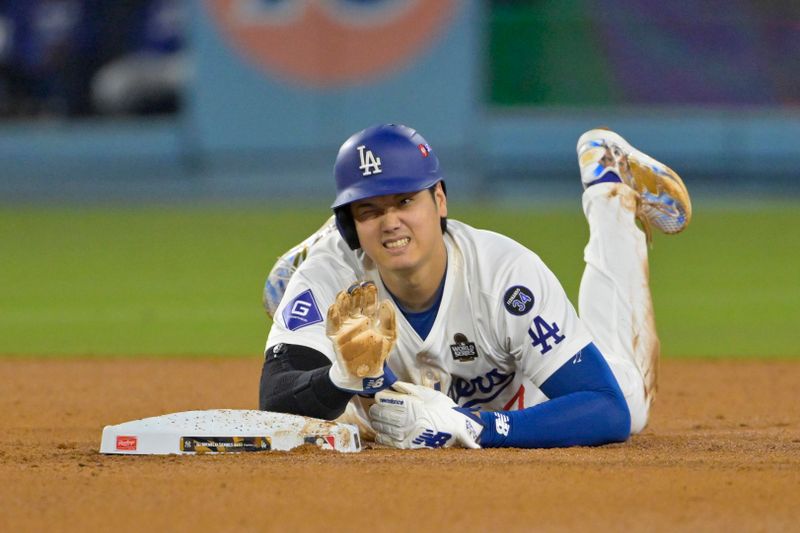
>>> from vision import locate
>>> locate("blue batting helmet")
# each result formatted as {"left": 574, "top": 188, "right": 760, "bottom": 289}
{"left": 331, "top": 124, "right": 447, "bottom": 250}
{"left": 331, "top": 124, "right": 443, "bottom": 209}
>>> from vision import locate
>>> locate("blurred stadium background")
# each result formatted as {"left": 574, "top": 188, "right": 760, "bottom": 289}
{"left": 1, "top": 0, "right": 798, "bottom": 358}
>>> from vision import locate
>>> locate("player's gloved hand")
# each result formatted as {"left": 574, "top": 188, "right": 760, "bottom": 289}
{"left": 370, "top": 382, "right": 484, "bottom": 449}
{"left": 326, "top": 281, "right": 397, "bottom": 394}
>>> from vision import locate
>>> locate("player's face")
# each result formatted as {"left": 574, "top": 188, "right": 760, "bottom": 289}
{"left": 351, "top": 184, "right": 448, "bottom": 277}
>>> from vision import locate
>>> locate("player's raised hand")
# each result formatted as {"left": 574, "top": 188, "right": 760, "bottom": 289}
{"left": 326, "top": 281, "right": 397, "bottom": 394}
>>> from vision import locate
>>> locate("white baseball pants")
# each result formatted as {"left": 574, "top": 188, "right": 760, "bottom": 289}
{"left": 579, "top": 183, "right": 659, "bottom": 434}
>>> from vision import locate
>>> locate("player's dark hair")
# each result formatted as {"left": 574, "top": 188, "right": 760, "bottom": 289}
{"left": 335, "top": 181, "right": 448, "bottom": 250}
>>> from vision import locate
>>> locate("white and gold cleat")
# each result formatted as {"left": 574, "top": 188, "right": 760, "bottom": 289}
{"left": 577, "top": 129, "right": 692, "bottom": 237}
{"left": 263, "top": 215, "right": 337, "bottom": 318}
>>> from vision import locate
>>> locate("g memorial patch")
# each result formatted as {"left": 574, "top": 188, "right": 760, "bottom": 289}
{"left": 503, "top": 285, "right": 535, "bottom": 316}
{"left": 282, "top": 289, "right": 323, "bottom": 331}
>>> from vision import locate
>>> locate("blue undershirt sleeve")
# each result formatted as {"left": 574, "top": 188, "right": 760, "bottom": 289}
{"left": 478, "top": 342, "right": 631, "bottom": 448}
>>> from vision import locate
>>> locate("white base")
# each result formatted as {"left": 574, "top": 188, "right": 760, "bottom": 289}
{"left": 100, "top": 409, "right": 361, "bottom": 454}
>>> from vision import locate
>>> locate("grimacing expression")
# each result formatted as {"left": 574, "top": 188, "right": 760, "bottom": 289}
{"left": 350, "top": 185, "right": 447, "bottom": 274}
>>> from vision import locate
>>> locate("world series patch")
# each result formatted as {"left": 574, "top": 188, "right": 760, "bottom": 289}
{"left": 450, "top": 333, "right": 478, "bottom": 362}
{"left": 503, "top": 285, "right": 534, "bottom": 316}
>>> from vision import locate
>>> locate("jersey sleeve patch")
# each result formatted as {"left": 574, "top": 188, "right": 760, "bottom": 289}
{"left": 503, "top": 285, "right": 535, "bottom": 316}
{"left": 282, "top": 289, "right": 323, "bottom": 331}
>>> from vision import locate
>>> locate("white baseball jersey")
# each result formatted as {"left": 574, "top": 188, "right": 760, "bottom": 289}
{"left": 266, "top": 219, "right": 594, "bottom": 426}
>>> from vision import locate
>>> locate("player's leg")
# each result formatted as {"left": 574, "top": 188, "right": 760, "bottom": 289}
{"left": 575, "top": 129, "right": 691, "bottom": 433}
{"left": 262, "top": 216, "right": 337, "bottom": 318}
{"left": 578, "top": 182, "right": 657, "bottom": 433}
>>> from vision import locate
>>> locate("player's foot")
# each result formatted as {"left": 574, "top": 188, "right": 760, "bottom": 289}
{"left": 577, "top": 129, "right": 692, "bottom": 236}
{"left": 263, "top": 215, "right": 337, "bottom": 318}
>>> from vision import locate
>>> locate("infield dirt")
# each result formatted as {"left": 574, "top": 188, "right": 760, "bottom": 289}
{"left": 1, "top": 358, "right": 798, "bottom": 532}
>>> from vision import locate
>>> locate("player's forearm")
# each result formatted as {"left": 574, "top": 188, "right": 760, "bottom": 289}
{"left": 259, "top": 344, "right": 354, "bottom": 420}
{"left": 479, "top": 342, "right": 631, "bottom": 448}
{"left": 478, "top": 389, "right": 630, "bottom": 448}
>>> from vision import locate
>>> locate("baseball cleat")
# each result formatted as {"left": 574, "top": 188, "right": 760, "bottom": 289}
{"left": 263, "top": 215, "right": 337, "bottom": 318}
{"left": 577, "top": 129, "right": 692, "bottom": 236}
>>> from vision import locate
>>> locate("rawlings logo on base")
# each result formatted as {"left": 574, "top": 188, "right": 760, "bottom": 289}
{"left": 116, "top": 436, "right": 137, "bottom": 451}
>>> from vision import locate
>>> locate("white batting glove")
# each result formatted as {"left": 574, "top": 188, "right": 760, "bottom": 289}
{"left": 326, "top": 281, "right": 397, "bottom": 394}
{"left": 370, "top": 382, "right": 484, "bottom": 449}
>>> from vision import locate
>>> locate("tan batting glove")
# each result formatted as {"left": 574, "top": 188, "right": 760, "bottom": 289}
{"left": 326, "top": 281, "right": 398, "bottom": 394}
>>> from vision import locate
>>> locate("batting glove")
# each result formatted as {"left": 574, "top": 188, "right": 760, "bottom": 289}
{"left": 370, "top": 382, "right": 484, "bottom": 449}
{"left": 326, "top": 281, "right": 397, "bottom": 394}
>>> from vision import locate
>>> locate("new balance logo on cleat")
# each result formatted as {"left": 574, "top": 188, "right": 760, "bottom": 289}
{"left": 412, "top": 430, "right": 452, "bottom": 448}
{"left": 357, "top": 145, "right": 382, "bottom": 176}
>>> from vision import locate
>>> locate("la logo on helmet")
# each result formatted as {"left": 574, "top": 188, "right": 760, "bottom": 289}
{"left": 205, "top": 0, "right": 459, "bottom": 86}
{"left": 357, "top": 145, "right": 382, "bottom": 176}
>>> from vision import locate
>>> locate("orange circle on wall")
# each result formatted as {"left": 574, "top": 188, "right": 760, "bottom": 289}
{"left": 205, "top": 0, "right": 459, "bottom": 87}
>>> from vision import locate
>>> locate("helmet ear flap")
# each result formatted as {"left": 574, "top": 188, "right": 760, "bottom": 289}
{"left": 335, "top": 207, "right": 360, "bottom": 250}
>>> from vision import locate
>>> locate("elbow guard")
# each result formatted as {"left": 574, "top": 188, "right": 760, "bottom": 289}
{"left": 259, "top": 343, "right": 353, "bottom": 420}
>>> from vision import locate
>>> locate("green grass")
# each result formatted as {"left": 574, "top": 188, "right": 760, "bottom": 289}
{"left": 1, "top": 202, "right": 798, "bottom": 358}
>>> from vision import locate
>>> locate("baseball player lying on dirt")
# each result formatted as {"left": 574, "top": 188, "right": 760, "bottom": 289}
{"left": 258, "top": 123, "right": 691, "bottom": 449}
